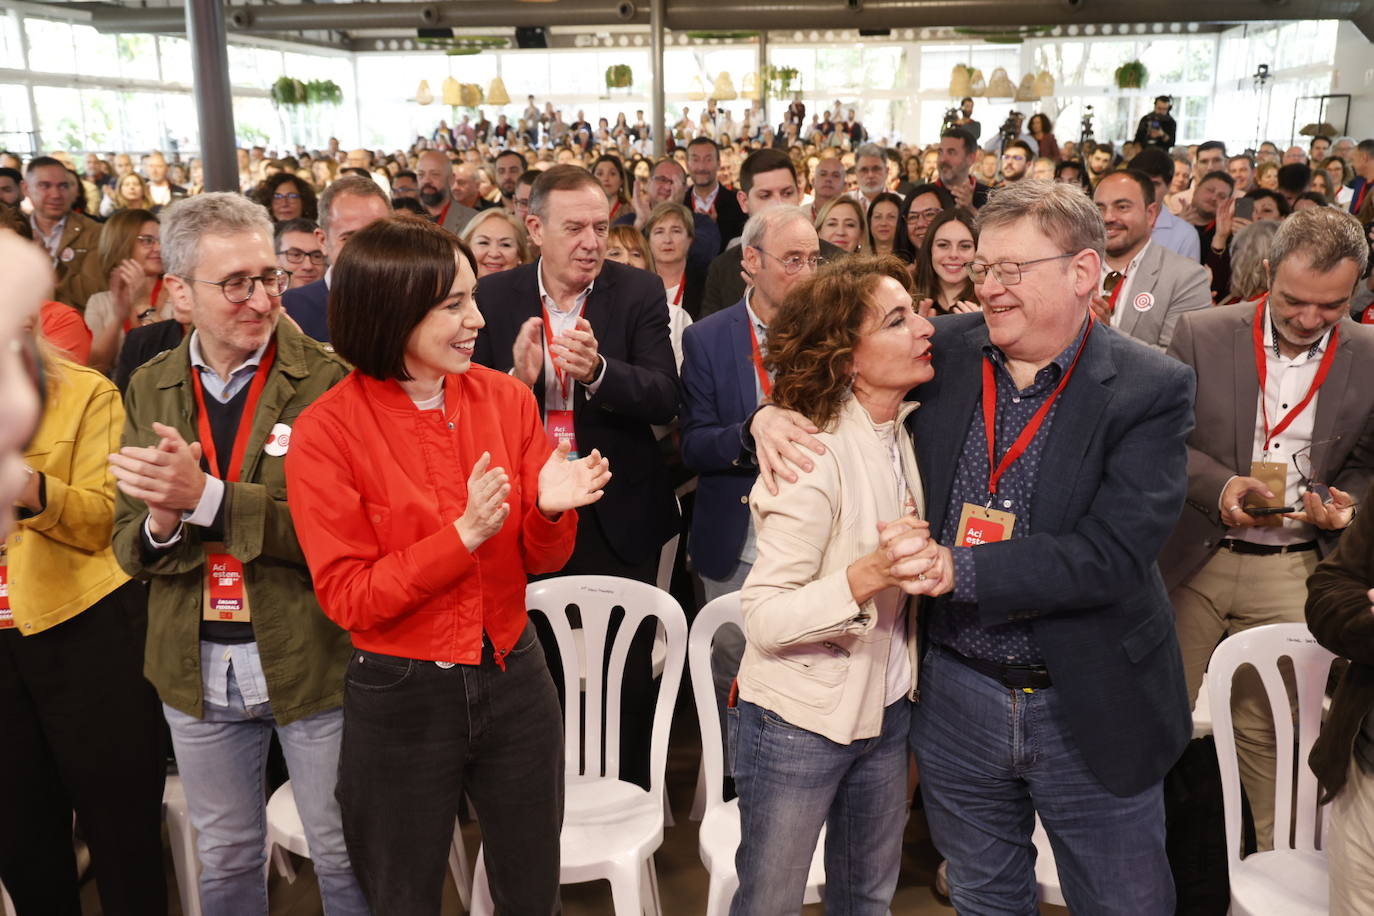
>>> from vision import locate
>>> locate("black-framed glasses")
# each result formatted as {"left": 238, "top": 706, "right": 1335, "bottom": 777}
{"left": 1293, "top": 436, "right": 1341, "bottom": 490}
{"left": 184, "top": 269, "right": 292, "bottom": 303}
{"left": 277, "top": 247, "right": 326, "bottom": 266}
{"left": 906, "top": 207, "right": 942, "bottom": 225}
{"left": 967, "top": 253, "right": 1076, "bottom": 286}
{"left": 272, "top": 192, "right": 302, "bottom": 202}
{"left": 754, "top": 248, "right": 826, "bottom": 275}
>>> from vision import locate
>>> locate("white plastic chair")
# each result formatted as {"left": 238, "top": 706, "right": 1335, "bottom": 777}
{"left": 689, "top": 592, "right": 826, "bottom": 915}
{"left": 1205, "top": 623, "right": 1334, "bottom": 916}
{"left": 470, "top": 576, "right": 688, "bottom": 916}
{"left": 266, "top": 780, "right": 473, "bottom": 909}
{"left": 163, "top": 772, "right": 203, "bottom": 916}
{"left": 1033, "top": 687, "right": 1216, "bottom": 904}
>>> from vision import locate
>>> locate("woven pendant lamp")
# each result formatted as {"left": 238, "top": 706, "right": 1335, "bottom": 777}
{"left": 416, "top": 80, "right": 434, "bottom": 105}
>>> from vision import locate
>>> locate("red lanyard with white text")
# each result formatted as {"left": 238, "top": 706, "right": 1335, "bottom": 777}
{"left": 542, "top": 302, "right": 583, "bottom": 401}
{"left": 190, "top": 341, "right": 277, "bottom": 481}
{"left": 748, "top": 321, "right": 771, "bottom": 397}
{"left": 1251, "top": 295, "right": 1338, "bottom": 452}
{"left": 981, "top": 320, "right": 1092, "bottom": 497}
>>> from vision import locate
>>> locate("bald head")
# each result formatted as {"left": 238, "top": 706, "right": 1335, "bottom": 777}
{"left": 415, "top": 150, "right": 453, "bottom": 211}
{"left": 452, "top": 162, "right": 480, "bottom": 208}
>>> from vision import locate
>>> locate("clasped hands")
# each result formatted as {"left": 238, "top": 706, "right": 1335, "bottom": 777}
{"left": 512, "top": 316, "right": 601, "bottom": 389}
{"left": 849, "top": 516, "right": 954, "bottom": 601}
{"left": 108, "top": 421, "right": 208, "bottom": 540}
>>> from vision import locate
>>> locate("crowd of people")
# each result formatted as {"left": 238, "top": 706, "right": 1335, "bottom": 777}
{"left": 2, "top": 84, "right": 1374, "bottom": 916}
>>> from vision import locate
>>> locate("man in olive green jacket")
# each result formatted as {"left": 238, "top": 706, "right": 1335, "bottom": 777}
{"left": 110, "top": 193, "right": 366, "bottom": 916}
{"left": 1306, "top": 483, "right": 1374, "bottom": 913}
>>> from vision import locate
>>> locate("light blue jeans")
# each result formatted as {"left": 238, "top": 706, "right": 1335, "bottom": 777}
{"left": 162, "top": 643, "right": 368, "bottom": 916}
{"left": 728, "top": 698, "right": 910, "bottom": 915}
{"left": 909, "top": 644, "right": 1174, "bottom": 915}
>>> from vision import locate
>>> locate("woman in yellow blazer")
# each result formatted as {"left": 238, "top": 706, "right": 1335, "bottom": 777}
{"left": 0, "top": 344, "right": 167, "bottom": 916}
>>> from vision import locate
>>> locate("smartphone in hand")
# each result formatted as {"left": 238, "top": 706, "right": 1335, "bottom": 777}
{"left": 1247, "top": 505, "right": 1296, "bottom": 516}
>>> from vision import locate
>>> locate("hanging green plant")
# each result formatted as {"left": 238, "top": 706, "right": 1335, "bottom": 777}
{"left": 765, "top": 64, "right": 800, "bottom": 98}
{"left": 270, "top": 76, "right": 308, "bottom": 108}
{"left": 605, "top": 64, "right": 634, "bottom": 90}
{"left": 305, "top": 79, "right": 343, "bottom": 106}
{"left": 952, "top": 25, "right": 1053, "bottom": 44}
{"left": 1115, "top": 60, "right": 1148, "bottom": 90}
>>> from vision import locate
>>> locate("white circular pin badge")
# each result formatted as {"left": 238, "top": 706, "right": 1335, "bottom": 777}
{"left": 59, "top": 247, "right": 75, "bottom": 263}
{"left": 1133, "top": 292, "right": 1155, "bottom": 312}
{"left": 263, "top": 423, "right": 291, "bottom": 457}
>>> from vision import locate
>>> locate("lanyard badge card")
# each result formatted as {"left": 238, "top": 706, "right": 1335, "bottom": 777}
{"left": 958, "top": 323, "right": 1093, "bottom": 548}
{"left": 542, "top": 306, "right": 581, "bottom": 459}
{"left": 0, "top": 547, "right": 12, "bottom": 629}
{"left": 1248, "top": 298, "right": 1337, "bottom": 527}
{"left": 190, "top": 341, "right": 276, "bottom": 624}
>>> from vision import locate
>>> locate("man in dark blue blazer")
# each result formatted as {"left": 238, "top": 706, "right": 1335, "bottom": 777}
{"left": 473, "top": 166, "right": 679, "bottom": 789}
{"left": 749, "top": 180, "right": 1196, "bottom": 913}
{"left": 282, "top": 175, "right": 390, "bottom": 342}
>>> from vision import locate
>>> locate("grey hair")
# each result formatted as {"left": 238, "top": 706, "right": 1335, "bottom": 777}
{"left": 160, "top": 192, "right": 273, "bottom": 277}
{"left": 318, "top": 175, "right": 389, "bottom": 240}
{"left": 976, "top": 179, "right": 1106, "bottom": 260}
{"left": 1226, "top": 220, "right": 1281, "bottom": 302}
{"left": 855, "top": 143, "right": 886, "bottom": 162}
{"left": 741, "top": 204, "right": 812, "bottom": 252}
{"left": 1269, "top": 205, "right": 1369, "bottom": 279}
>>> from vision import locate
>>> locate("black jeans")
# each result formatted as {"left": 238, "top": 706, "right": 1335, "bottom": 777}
{"left": 0, "top": 580, "right": 167, "bottom": 916}
{"left": 337, "top": 622, "right": 564, "bottom": 916}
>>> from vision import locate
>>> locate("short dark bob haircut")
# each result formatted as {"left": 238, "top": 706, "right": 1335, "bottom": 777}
{"left": 329, "top": 214, "right": 478, "bottom": 381}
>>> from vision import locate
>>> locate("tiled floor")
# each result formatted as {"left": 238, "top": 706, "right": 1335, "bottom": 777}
{"left": 82, "top": 704, "right": 1069, "bottom": 915}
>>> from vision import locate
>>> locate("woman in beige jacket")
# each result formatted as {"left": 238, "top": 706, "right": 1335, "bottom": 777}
{"left": 729, "top": 255, "right": 940, "bottom": 915}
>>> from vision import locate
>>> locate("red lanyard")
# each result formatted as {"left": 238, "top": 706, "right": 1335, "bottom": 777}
{"left": 190, "top": 341, "right": 277, "bottom": 482}
{"left": 693, "top": 190, "right": 717, "bottom": 219}
{"left": 436, "top": 200, "right": 451, "bottom": 226}
{"left": 981, "top": 320, "right": 1093, "bottom": 496}
{"left": 1353, "top": 181, "right": 1370, "bottom": 216}
{"left": 672, "top": 271, "right": 686, "bottom": 307}
{"left": 748, "top": 321, "right": 771, "bottom": 397}
{"left": 609, "top": 200, "right": 622, "bottom": 221}
{"left": 1105, "top": 273, "right": 1126, "bottom": 315}
{"left": 542, "top": 303, "right": 583, "bottom": 400}
{"left": 1251, "top": 296, "right": 1338, "bottom": 452}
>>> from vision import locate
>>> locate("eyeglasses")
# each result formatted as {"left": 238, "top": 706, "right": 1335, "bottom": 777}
{"left": 184, "top": 268, "right": 292, "bottom": 303}
{"left": 272, "top": 192, "right": 302, "bottom": 202}
{"left": 277, "top": 247, "right": 326, "bottom": 266}
{"left": 1293, "top": 436, "right": 1341, "bottom": 490}
{"left": 754, "top": 248, "right": 826, "bottom": 275}
{"left": 135, "top": 234, "right": 161, "bottom": 247}
{"left": 967, "top": 253, "right": 1076, "bottom": 286}
{"left": 906, "top": 208, "right": 942, "bottom": 225}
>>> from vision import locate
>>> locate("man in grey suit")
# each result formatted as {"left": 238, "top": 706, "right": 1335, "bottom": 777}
{"left": 1160, "top": 206, "right": 1374, "bottom": 848}
{"left": 414, "top": 150, "right": 478, "bottom": 236}
{"left": 1092, "top": 170, "right": 1211, "bottom": 350}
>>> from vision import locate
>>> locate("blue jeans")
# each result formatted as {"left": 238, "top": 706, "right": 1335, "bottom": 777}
{"left": 728, "top": 698, "right": 909, "bottom": 916}
{"left": 162, "top": 644, "right": 367, "bottom": 916}
{"left": 909, "top": 644, "right": 1174, "bottom": 916}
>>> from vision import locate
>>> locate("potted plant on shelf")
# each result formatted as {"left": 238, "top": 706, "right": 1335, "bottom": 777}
{"left": 1114, "top": 60, "right": 1148, "bottom": 90}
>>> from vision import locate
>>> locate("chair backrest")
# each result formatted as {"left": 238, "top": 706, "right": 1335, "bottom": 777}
{"left": 688, "top": 591, "right": 743, "bottom": 817}
{"left": 526, "top": 575, "right": 687, "bottom": 797}
{"left": 1205, "top": 622, "right": 1336, "bottom": 866}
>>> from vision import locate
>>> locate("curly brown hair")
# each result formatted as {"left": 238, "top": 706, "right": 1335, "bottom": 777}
{"left": 766, "top": 254, "right": 914, "bottom": 431}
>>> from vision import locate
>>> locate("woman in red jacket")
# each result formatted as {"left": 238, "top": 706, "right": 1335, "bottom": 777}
{"left": 285, "top": 215, "right": 610, "bottom": 916}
